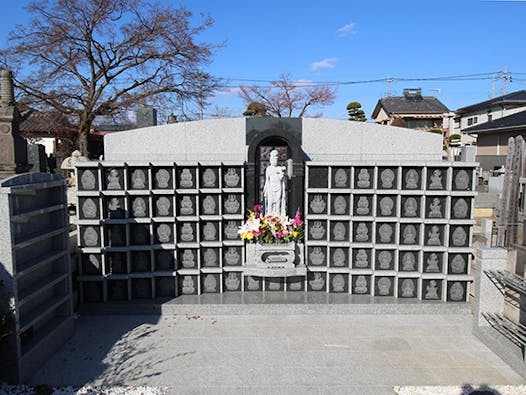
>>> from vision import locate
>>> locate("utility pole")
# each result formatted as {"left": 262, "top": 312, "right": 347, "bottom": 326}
{"left": 501, "top": 65, "right": 509, "bottom": 96}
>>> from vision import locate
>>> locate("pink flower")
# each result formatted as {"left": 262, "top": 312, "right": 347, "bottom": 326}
{"left": 293, "top": 211, "right": 303, "bottom": 227}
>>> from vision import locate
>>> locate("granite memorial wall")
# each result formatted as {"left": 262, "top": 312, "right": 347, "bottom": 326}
{"left": 75, "top": 118, "right": 475, "bottom": 303}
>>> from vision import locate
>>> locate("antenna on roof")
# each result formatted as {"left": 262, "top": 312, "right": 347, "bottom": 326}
{"left": 430, "top": 88, "right": 441, "bottom": 95}
{"left": 385, "top": 76, "right": 393, "bottom": 97}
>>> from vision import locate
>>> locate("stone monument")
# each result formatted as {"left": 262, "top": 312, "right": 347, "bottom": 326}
{"left": 0, "top": 69, "right": 28, "bottom": 179}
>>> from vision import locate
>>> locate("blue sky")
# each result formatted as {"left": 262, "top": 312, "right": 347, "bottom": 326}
{"left": 1, "top": 0, "right": 525, "bottom": 120}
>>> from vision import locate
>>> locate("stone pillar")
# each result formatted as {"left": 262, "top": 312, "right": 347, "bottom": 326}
{"left": 473, "top": 247, "right": 507, "bottom": 328}
{"left": 480, "top": 218, "right": 493, "bottom": 247}
{"left": 0, "top": 69, "right": 27, "bottom": 179}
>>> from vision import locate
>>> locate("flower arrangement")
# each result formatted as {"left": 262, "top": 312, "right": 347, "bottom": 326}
{"left": 238, "top": 205, "right": 304, "bottom": 244}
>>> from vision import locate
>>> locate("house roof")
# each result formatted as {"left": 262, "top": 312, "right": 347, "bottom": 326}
{"left": 19, "top": 110, "right": 76, "bottom": 135}
{"left": 464, "top": 109, "right": 526, "bottom": 134}
{"left": 456, "top": 90, "right": 526, "bottom": 114}
{"left": 371, "top": 95, "right": 449, "bottom": 119}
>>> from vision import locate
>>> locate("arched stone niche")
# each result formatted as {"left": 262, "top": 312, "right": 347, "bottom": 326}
{"left": 245, "top": 118, "right": 305, "bottom": 216}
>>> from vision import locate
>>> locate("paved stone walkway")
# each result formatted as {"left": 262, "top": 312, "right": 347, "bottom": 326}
{"left": 29, "top": 313, "right": 525, "bottom": 394}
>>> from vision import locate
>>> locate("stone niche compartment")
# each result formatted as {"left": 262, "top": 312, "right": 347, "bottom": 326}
{"left": 377, "top": 167, "right": 398, "bottom": 190}
{"left": 329, "top": 273, "right": 349, "bottom": 293}
{"left": 398, "top": 278, "right": 418, "bottom": 298}
{"left": 331, "top": 194, "right": 350, "bottom": 215}
{"left": 351, "top": 274, "right": 371, "bottom": 295}
{"left": 330, "top": 247, "right": 349, "bottom": 267}
{"left": 128, "top": 167, "right": 149, "bottom": 190}
{"left": 399, "top": 251, "right": 419, "bottom": 272}
{"left": 308, "top": 193, "right": 328, "bottom": 215}
{"left": 354, "top": 167, "right": 374, "bottom": 189}
{"left": 353, "top": 194, "right": 373, "bottom": 216}
{"left": 153, "top": 167, "right": 173, "bottom": 190}
{"left": 376, "top": 195, "right": 398, "bottom": 217}
{"left": 331, "top": 167, "right": 351, "bottom": 188}
{"left": 352, "top": 248, "right": 372, "bottom": 269}
{"left": 307, "top": 271, "right": 326, "bottom": 291}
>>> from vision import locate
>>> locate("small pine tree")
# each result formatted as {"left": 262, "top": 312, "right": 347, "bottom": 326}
{"left": 346, "top": 101, "right": 366, "bottom": 122}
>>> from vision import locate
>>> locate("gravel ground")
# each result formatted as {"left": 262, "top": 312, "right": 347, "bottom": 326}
{"left": 0, "top": 383, "right": 168, "bottom": 395}
{"left": 395, "top": 385, "right": 526, "bottom": 395}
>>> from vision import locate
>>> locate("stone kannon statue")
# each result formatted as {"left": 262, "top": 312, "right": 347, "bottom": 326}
{"left": 263, "top": 149, "right": 287, "bottom": 216}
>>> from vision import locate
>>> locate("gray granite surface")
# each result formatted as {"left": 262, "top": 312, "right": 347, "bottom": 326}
{"left": 29, "top": 311, "right": 525, "bottom": 394}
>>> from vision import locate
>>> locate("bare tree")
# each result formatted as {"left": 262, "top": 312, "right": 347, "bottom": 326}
{"left": 0, "top": 0, "right": 220, "bottom": 156}
{"left": 239, "top": 73, "right": 336, "bottom": 118}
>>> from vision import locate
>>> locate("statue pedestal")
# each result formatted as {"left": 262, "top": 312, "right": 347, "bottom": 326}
{"left": 244, "top": 242, "right": 306, "bottom": 277}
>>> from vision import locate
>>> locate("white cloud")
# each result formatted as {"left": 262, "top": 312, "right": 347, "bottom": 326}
{"left": 336, "top": 22, "right": 357, "bottom": 37}
{"left": 310, "top": 58, "right": 338, "bottom": 72}
{"left": 213, "top": 87, "right": 241, "bottom": 97}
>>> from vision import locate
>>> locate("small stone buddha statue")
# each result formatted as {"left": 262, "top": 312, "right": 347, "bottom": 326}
{"left": 424, "top": 280, "right": 438, "bottom": 299}
{"left": 334, "top": 168, "right": 348, "bottom": 188}
{"left": 380, "top": 169, "right": 395, "bottom": 188}
{"left": 202, "top": 195, "right": 216, "bottom": 215}
{"left": 332, "top": 274, "right": 345, "bottom": 292}
{"left": 156, "top": 197, "right": 171, "bottom": 216}
{"left": 180, "top": 223, "right": 194, "bottom": 242}
{"left": 427, "top": 225, "right": 441, "bottom": 246}
{"left": 354, "top": 275, "right": 368, "bottom": 294}
{"left": 356, "top": 196, "right": 370, "bottom": 215}
{"left": 179, "top": 168, "right": 193, "bottom": 188}
{"left": 403, "top": 225, "right": 417, "bottom": 244}
{"left": 355, "top": 223, "right": 369, "bottom": 242}
{"left": 225, "top": 273, "right": 240, "bottom": 290}
{"left": 107, "top": 169, "right": 121, "bottom": 189}
{"left": 333, "top": 196, "right": 347, "bottom": 215}
{"left": 405, "top": 169, "right": 419, "bottom": 189}
{"left": 309, "top": 247, "right": 325, "bottom": 266}
{"left": 309, "top": 221, "right": 326, "bottom": 240}
{"left": 131, "top": 169, "right": 146, "bottom": 189}
{"left": 179, "top": 196, "right": 194, "bottom": 215}
{"left": 309, "top": 272, "right": 325, "bottom": 291}
{"left": 401, "top": 252, "right": 416, "bottom": 271}
{"left": 428, "top": 198, "right": 442, "bottom": 218}
{"left": 379, "top": 197, "right": 394, "bottom": 216}
{"left": 354, "top": 249, "right": 368, "bottom": 268}
{"left": 332, "top": 248, "right": 346, "bottom": 267}
{"left": 403, "top": 197, "right": 418, "bottom": 217}
{"left": 429, "top": 169, "right": 443, "bottom": 189}
{"left": 454, "top": 170, "right": 470, "bottom": 190}
{"left": 426, "top": 253, "right": 440, "bottom": 272}
{"left": 357, "top": 169, "right": 370, "bottom": 188}
{"left": 332, "top": 222, "right": 346, "bottom": 241}
{"left": 310, "top": 194, "right": 326, "bottom": 214}
{"left": 182, "top": 276, "right": 195, "bottom": 294}
{"left": 449, "top": 282, "right": 464, "bottom": 301}
{"left": 132, "top": 197, "right": 147, "bottom": 217}
{"left": 181, "top": 249, "right": 195, "bottom": 268}
{"left": 401, "top": 279, "right": 415, "bottom": 297}
{"left": 377, "top": 277, "right": 392, "bottom": 295}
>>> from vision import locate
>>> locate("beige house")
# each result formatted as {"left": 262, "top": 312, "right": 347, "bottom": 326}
{"left": 371, "top": 88, "right": 450, "bottom": 130}
{"left": 464, "top": 109, "right": 526, "bottom": 170}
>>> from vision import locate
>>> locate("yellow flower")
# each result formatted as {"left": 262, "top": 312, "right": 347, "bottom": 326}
{"left": 290, "top": 231, "right": 298, "bottom": 238}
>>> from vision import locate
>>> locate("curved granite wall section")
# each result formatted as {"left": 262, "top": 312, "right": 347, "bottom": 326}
{"left": 103, "top": 117, "right": 444, "bottom": 162}
{"left": 104, "top": 118, "right": 247, "bottom": 162}
{"left": 301, "top": 118, "right": 443, "bottom": 162}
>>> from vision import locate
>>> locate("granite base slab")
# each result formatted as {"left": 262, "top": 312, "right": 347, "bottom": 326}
{"left": 79, "top": 292, "right": 470, "bottom": 316}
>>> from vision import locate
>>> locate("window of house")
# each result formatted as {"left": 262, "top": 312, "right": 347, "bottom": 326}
{"left": 488, "top": 114, "right": 493, "bottom": 122}
{"left": 467, "top": 116, "right": 478, "bottom": 126}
